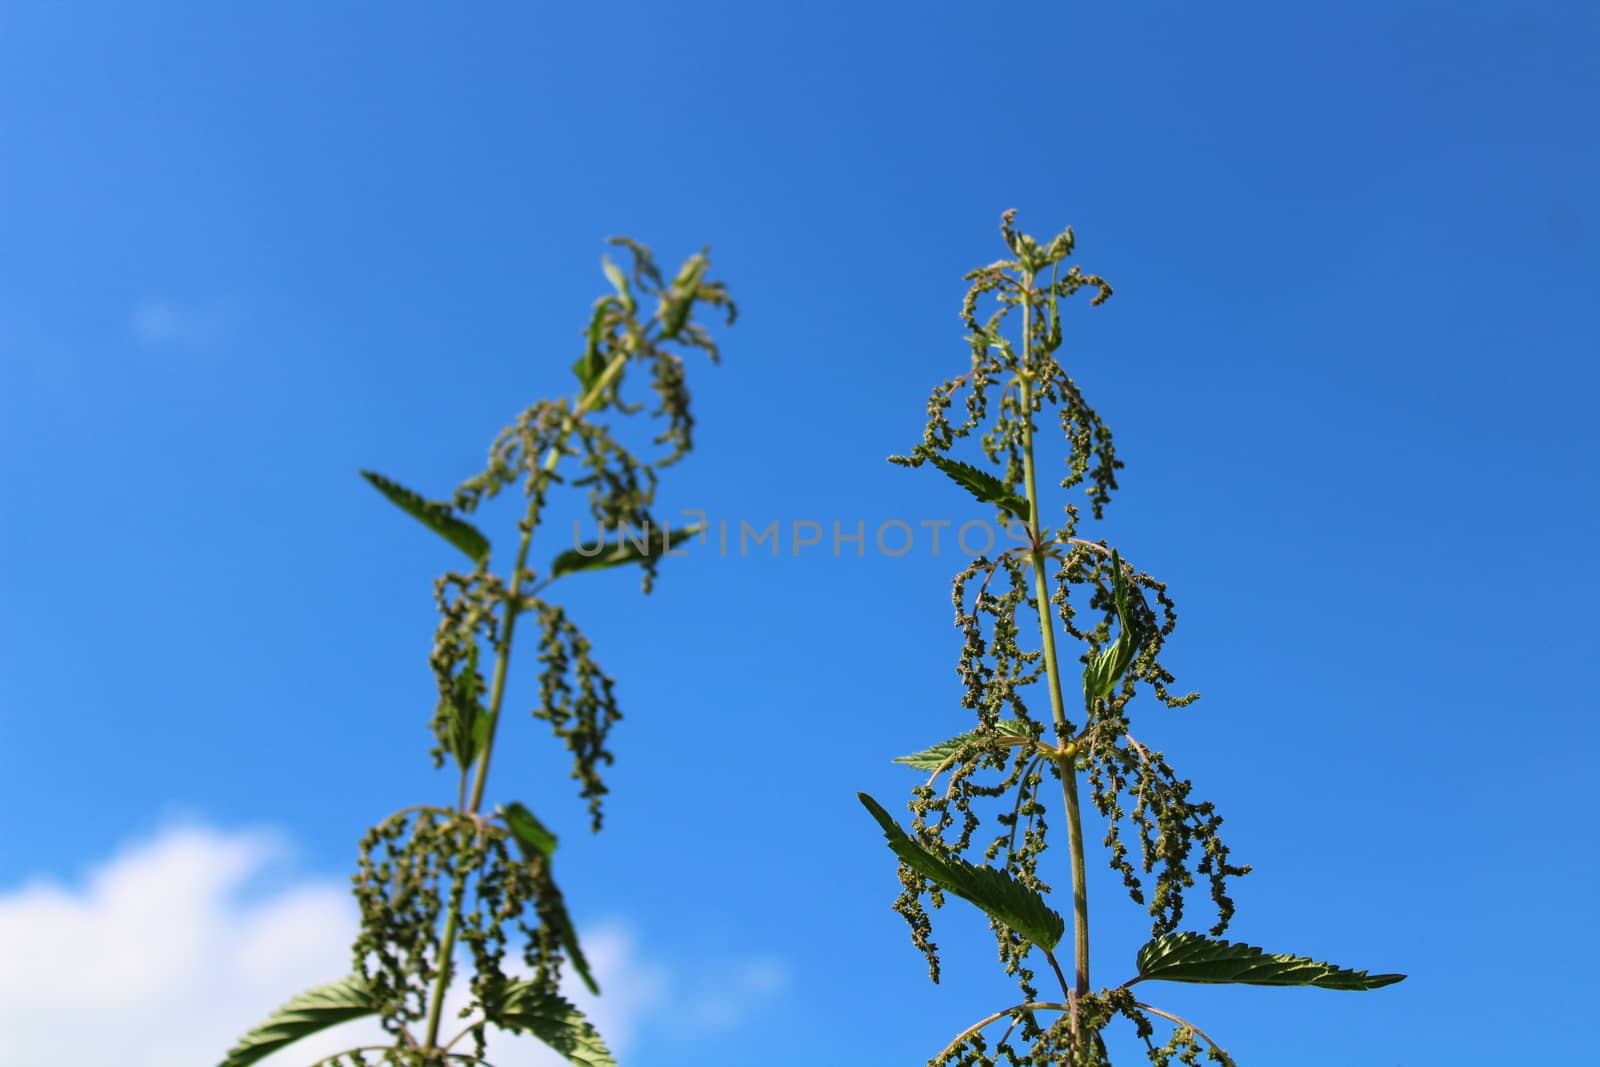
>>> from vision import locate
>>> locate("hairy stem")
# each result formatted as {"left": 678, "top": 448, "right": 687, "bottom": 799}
{"left": 421, "top": 348, "right": 631, "bottom": 1053}
{"left": 1017, "top": 282, "right": 1092, "bottom": 1035}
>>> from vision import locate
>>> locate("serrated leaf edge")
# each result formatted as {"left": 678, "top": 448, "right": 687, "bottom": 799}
{"left": 360, "top": 470, "right": 491, "bottom": 564}
{"left": 893, "top": 719, "right": 1038, "bottom": 772}
{"left": 859, "top": 791, "right": 1065, "bottom": 952}
{"left": 925, "top": 454, "right": 1031, "bottom": 523}
{"left": 1132, "top": 931, "right": 1407, "bottom": 991}
{"left": 216, "top": 974, "right": 378, "bottom": 1067}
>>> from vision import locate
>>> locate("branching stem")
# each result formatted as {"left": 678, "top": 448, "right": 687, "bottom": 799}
{"left": 934, "top": 1002, "right": 1075, "bottom": 1065}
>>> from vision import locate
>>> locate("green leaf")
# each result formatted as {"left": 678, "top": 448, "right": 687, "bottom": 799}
{"left": 470, "top": 705, "right": 492, "bottom": 758}
{"left": 658, "top": 255, "right": 706, "bottom": 340}
{"left": 1133, "top": 932, "right": 1406, "bottom": 991}
{"left": 572, "top": 300, "right": 610, "bottom": 395}
{"left": 925, "top": 454, "right": 1030, "bottom": 524}
{"left": 498, "top": 802, "right": 598, "bottom": 996}
{"left": 978, "top": 327, "right": 1017, "bottom": 361}
{"left": 858, "top": 792, "right": 1064, "bottom": 951}
{"left": 444, "top": 646, "right": 487, "bottom": 772}
{"left": 541, "top": 880, "right": 599, "bottom": 997}
{"left": 601, "top": 256, "right": 636, "bottom": 315}
{"left": 359, "top": 470, "right": 490, "bottom": 565}
{"left": 493, "top": 981, "right": 617, "bottom": 1067}
{"left": 549, "top": 524, "right": 700, "bottom": 579}
{"left": 500, "top": 801, "right": 559, "bottom": 860}
{"left": 1046, "top": 261, "right": 1063, "bottom": 348}
{"left": 893, "top": 720, "right": 1034, "bottom": 771}
{"left": 1083, "top": 549, "right": 1146, "bottom": 704}
{"left": 216, "top": 974, "right": 378, "bottom": 1067}
{"left": 1015, "top": 234, "right": 1044, "bottom": 273}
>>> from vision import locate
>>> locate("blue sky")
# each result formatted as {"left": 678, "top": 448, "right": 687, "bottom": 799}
{"left": 2, "top": 2, "right": 1597, "bottom": 1064}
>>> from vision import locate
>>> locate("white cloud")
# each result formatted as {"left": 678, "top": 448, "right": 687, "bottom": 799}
{"left": 130, "top": 296, "right": 241, "bottom": 351}
{"left": 0, "top": 823, "right": 782, "bottom": 1067}
{"left": 659, "top": 955, "right": 790, "bottom": 1036}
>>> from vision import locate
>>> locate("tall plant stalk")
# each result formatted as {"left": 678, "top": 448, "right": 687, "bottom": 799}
{"left": 859, "top": 211, "right": 1403, "bottom": 1065}
{"left": 217, "top": 238, "right": 735, "bottom": 1067}
{"left": 420, "top": 347, "right": 631, "bottom": 1053}
{"left": 1018, "top": 363, "right": 1092, "bottom": 1026}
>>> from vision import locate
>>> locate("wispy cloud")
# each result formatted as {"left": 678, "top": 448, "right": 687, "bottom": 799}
{"left": 130, "top": 296, "right": 241, "bottom": 352}
{"left": 0, "top": 823, "right": 783, "bottom": 1067}
{"left": 663, "top": 955, "right": 789, "bottom": 1035}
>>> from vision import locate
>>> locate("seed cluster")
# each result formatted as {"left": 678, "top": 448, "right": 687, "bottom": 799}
{"left": 352, "top": 809, "right": 560, "bottom": 1058}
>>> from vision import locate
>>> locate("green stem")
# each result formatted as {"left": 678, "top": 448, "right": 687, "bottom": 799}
{"left": 467, "top": 350, "right": 628, "bottom": 813}
{"left": 1017, "top": 282, "right": 1092, "bottom": 1037}
{"left": 421, "top": 347, "right": 632, "bottom": 1053}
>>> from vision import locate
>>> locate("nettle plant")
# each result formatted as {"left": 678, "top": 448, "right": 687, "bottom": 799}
{"left": 218, "top": 238, "right": 734, "bottom": 1067}
{"left": 858, "top": 212, "right": 1403, "bottom": 1066}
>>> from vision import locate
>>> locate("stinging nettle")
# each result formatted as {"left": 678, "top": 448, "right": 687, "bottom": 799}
{"left": 858, "top": 210, "right": 1403, "bottom": 1066}
{"left": 217, "top": 237, "right": 735, "bottom": 1067}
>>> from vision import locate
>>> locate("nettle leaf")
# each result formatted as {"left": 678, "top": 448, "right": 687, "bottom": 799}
{"left": 542, "top": 882, "right": 599, "bottom": 996}
{"left": 658, "top": 255, "right": 707, "bottom": 340}
{"left": 979, "top": 326, "right": 1017, "bottom": 361}
{"left": 859, "top": 792, "right": 1064, "bottom": 951}
{"left": 572, "top": 301, "right": 610, "bottom": 395}
{"left": 501, "top": 801, "right": 559, "bottom": 860}
{"left": 470, "top": 704, "right": 492, "bottom": 758}
{"left": 493, "top": 981, "right": 617, "bottom": 1067}
{"left": 1133, "top": 932, "right": 1406, "bottom": 990}
{"left": 893, "top": 719, "right": 1034, "bottom": 771}
{"left": 445, "top": 646, "right": 488, "bottom": 773}
{"left": 1083, "top": 549, "right": 1146, "bottom": 704}
{"left": 217, "top": 974, "right": 378, "bottom": 1067}
{"left": 601, "top": 256, "right": 636, "bottom": 315}
{"left": 360, "top": 470, "right": 490, "bottom": 565}
{"left": 549, "top": 525, "right": 700, "bottom": 579}
{"left": 926, "top": 454, "right": 1030, "bottom": 524}
{"left": 498, "top": 802, "right": 598, "bottom": 997}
